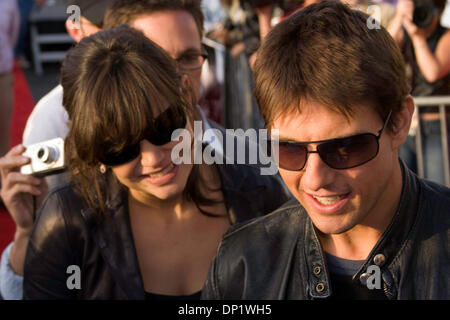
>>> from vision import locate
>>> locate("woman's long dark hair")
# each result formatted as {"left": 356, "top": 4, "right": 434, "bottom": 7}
{"left": 61, "top": 25, "right": 222, "bottom": 217}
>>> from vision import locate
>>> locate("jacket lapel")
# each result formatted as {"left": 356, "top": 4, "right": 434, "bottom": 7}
{"left": 80, "top": 180, "right": 145, "bottom": 300}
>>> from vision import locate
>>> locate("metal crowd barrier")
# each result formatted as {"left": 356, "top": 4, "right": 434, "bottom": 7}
{"left": 29, "top": 0, "right": 73, "bottom": 75}
{"left": 202, "top": 37, "right": 226, "bottom": 125}
{"left": 413, "top": 96, "right": 450, "bottom": 187}
{"left": 223, "top": 50, "right": 264, "bottom": 131}
{"left": 203, "top": 37, "right": 263, "bottom": 130}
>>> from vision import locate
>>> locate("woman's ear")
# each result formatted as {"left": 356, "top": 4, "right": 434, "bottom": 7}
{"left": 391, "top": 95, "right": 415, "bottom": 150}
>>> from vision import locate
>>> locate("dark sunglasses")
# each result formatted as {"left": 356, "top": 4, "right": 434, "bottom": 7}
{"left": 273, "top": 110, "right": 392, "bottom": 171}
{"left": 99, "top": 103, "right": 187, "bottom": 166}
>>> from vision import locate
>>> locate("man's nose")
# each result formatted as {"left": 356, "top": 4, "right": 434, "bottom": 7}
{"left": 301, "top": 151, "right": 338, "bottom": 192}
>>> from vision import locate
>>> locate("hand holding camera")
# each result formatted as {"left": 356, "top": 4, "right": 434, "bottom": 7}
{"left": 0, "top": 143, "right": 54, "bottom": 276}
{"left": 398, "top": 0, "right": 438, "bottom": 40}
{"left": 397, "top": 0, "right": 415, "bottom": 21}
{"left": 0, "top": 145, "right": 49, "bottom": 237}
{"left": 20, "top": 138, "right": 66, "bottom": 176}
{"left": 0, "top": 138, "right": 65, "bottom": 237}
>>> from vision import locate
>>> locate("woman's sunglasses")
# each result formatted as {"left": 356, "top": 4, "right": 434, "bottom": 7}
{"left": 274, "top": 110, "right": 392, "bottom": 171}
{"left": 99, "top": 103, "right": 187, "bottom": 166}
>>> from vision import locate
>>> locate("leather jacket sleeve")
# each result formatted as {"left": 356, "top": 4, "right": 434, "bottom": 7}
{"left": 23, "top": 187, "right": 81, "bottom": 299}
{"left": 201, "top": 254, "right": 219, "bottom": 299}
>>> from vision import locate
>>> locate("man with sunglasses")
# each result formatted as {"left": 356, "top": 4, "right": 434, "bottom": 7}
{"left": 202, "top": 1, "right": 449, "bottom": 300}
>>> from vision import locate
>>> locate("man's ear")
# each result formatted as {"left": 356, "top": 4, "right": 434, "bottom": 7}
{"left": 391, "top": 95, "right": 415, "bottom": 150}
{"left": 65, "top": 18, "right": 83, "bottom": 43}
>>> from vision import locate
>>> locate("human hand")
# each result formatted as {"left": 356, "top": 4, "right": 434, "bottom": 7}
{"left": 403, "top": 16, "right": 428, "bottom": 42}
{"left": 398, "top": 0, "right": 429, "bottom": 41}
{"left": 253, "top": 4, "right": 273, "bottom": 17}
{"left": 230, "top": 42, "right": 246, "bottom": 58}
{"left": 0, "top": 145, "right": 48, "bottom": 236}
{"left": 208, "top": 26, "right": 229, "bottom": 44}
{"left": 396, "top": 0, "right": 414, "bottom": 20}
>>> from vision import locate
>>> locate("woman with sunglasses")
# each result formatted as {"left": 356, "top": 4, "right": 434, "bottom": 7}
{"left": 16, "top": 25, "right": 289, "bottom": 299}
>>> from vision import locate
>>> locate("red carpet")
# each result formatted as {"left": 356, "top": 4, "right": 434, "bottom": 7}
{"left": 10, "top": 61, "right": 35, "bottom": 148}
{"left": 0, "top": 208, "right": 15, "bottom": 252}
{"left": 0, "top": 61, "right": 36, "bottom": 252}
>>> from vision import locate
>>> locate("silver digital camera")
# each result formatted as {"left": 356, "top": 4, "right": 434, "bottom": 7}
{"left": 20, "top": 138, "right": 66, "bottom": 176}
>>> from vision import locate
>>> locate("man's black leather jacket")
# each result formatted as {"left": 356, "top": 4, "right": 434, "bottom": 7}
{"left": 23, "top": 160, "right": 289, "bottom": 299}
{"left": 202, "top": 162, "right": 450, "bottom": 299}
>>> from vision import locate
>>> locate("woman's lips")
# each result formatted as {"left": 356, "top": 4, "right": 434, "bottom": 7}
{"left": 142, "top": 163, "right": 179, "bottom": 186}
{"left": 306, "top": 192, "right": 351, "bottom": 214}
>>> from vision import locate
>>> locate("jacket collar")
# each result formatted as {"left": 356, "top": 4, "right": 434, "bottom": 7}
{"left": 217, "top": 161, "right": 272, "bottom": 224}
{"left": 80, "top": 174, "right": 145, "bottom": 300}
{"left": 349, "top": 160, "right": 420, "bottom": 287}
{"left": 199, "top": 120, "right": 278, "bottom": 224}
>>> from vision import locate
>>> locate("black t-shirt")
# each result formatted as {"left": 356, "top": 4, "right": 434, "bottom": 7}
{"left": 145, "top": 290, "right": 202, "bottom": 300}
{"left": 326, "top": 253, "right": 387, "bottom": 300}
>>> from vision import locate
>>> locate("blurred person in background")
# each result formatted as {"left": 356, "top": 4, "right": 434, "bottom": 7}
{"left": 15, "top": 0, "right": 47, "bottom": 69}
{"left": 254, "top": 0, "right": 317, "bottom": 39}
{"left": 202, "top": 0, "right": 227, "bottom": 33}
{"left": 341, "top": 0, "right": 396, "bottom": 28}
{"left": 389, "top": 0, "right": 450, "bottom": 185}
{"left": 246, "top": 0, "right": 319, "bottom": 68}
{"left": 209, "top": 0, "right": 261, "bottom": 60}
{"left": 253, "top": 0, "right": 396, "bottom": 50}
{"left": 0, "top": 0, "right": 20, "bottom": 159}
{"left": 195, "top": 0, "right": 228, "bottom": 124}
{"left": 250, "top": 0, "right": 396, "bottom": 41}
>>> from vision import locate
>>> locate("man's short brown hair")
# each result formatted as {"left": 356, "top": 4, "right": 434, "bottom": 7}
{"left": 254, "top": 1, "right": 409, "bottom": 131}
{"left": 103, "top": 0, "right": 204, "bottom": 37}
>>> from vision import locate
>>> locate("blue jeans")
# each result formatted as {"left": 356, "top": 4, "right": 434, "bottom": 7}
{"left": 399, "top": 119, "right": 446, "bottom": 185}
{"left": 14, "top": 0, "right": 35, "bottom": 58}
{"left": 421, "top": 119, "right": 446, "bottom": 185}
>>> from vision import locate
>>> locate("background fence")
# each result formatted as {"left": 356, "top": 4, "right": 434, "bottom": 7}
{"left": 413, "top": 97, "right": 450, "bottom": 187}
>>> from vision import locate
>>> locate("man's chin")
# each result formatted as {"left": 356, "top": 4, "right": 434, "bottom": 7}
{"left": 309, "top": 213, "right": 357, "bottom": 236}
